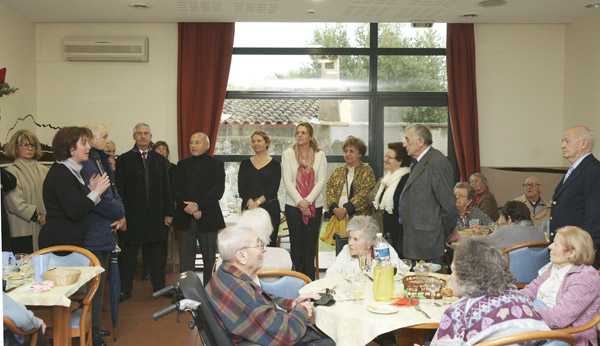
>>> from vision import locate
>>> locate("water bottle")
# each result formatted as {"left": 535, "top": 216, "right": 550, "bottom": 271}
{"left": 373, "top": 233, "right": 394, "bottom": 302}
{"left": 234, "top": 194, "right": 243, "bottom": 215}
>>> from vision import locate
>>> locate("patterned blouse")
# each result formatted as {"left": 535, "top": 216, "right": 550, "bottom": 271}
{"left": 455, "top": 207, "right": 492, "bottom": 231}
{"left": 431, "top": 287, "right": 549, "bottom": 346}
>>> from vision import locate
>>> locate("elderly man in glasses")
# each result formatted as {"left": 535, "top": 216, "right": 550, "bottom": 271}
{"left": 207, "top": 226, "right": 334, "bottom": 346}
{"left": 498, "top": 176, "right": 550, "bottom": 229}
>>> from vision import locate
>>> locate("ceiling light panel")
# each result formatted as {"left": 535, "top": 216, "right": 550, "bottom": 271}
{"left": 176, "top": 1, "right": 222, "bottom": 12}
{"left": 234, "top": 1, "right": 278, "bottom": 14}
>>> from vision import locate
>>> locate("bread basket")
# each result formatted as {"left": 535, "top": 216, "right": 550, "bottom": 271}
{"left": 43, "top": 268, "right": 81, "bottom": 286}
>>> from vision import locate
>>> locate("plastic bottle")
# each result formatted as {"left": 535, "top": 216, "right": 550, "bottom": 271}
{"left": 234, "top": 194, "right": 243, "bottom": 215}
{"left": 373, "top": 233, "right": 394, "bottom": 302}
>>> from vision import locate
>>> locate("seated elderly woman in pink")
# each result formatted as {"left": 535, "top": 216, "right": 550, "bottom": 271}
{"left": 521, "top": 226, "right": 600, "bottom": 346}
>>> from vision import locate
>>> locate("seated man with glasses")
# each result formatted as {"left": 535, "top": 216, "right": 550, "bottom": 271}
{"left": 489, "top": 200, "right": 547, "bottom": 250}
{"left": 497, "top": 176, "right": 551, "bottom": 229}
{"left": 206, "top": 226, "right": 334, "bottom": 346}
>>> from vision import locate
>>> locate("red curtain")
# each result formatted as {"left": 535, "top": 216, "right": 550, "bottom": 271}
{"left": 177, "top": 23, "right": 235, "bottom": 159}
{"left": 446, "top": 23, "right": 480, "bottom": 181}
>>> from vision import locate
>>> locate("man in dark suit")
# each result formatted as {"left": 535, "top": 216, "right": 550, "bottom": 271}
{"left": 399, "top": 124, "right": 458, "bottom": 264}
{"left": 550, "top": 125, "right": 600, "bottom": 268}
{"left": 172, "top": 132, "right": 225, "bottom": 285}
{"left": 115, "top": 123, "right": 173, "bottom": 301}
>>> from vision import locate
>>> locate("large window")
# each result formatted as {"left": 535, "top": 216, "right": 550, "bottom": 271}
{"left": 216, "top": 23, "right": 449, "bottom": 209}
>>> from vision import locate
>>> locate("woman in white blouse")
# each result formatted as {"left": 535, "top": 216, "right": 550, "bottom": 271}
{"left": 521, "top": 226, "right": 600, "bottom": 346}
{"left": 281, "top": 122, "right": 327, "bottom": 280}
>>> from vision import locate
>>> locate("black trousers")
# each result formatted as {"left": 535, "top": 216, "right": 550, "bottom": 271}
{"left": 179, "top": 220, "right": 217, "bottom": 285}
{"left": 285, "top": 205, "right": 322, "bottom": 281}
{"left": 594, "top": 244, "right": 600, "bottom": 270}
{"left": 90, "top": 250, "right": 108, "bottom": 331}
{"left": 119, "top": 240, "right": 167, "bottom": 294}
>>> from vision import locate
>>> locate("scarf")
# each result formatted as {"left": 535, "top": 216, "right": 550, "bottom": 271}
{"left": 373, "top": 167, "right": 410, "bottom": 214}
{"left": 295, "top": 147, "right": 316, "bottom": 225}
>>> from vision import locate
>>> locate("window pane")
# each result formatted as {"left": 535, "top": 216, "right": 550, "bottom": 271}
{"left": 377, "top": 56, "right": 447, "bottom": 92}
{"left": 217, "top": 99, "right": 369, "bottom": 156}
{"left": 234, "top": 23, "right": 369, "bottom": 48}
{"left": 378, "top": 23, "right": 446, "bottom": 48}
{"left": 383, "top": 106, "right": 449, "bottom": 156}
{"left": 228, "top": 55, "right": 369, "bottom": 91}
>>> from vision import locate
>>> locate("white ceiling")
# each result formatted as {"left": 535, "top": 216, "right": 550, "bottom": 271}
{"left": 0, "top": 0, "right": 599, "bottom": 24}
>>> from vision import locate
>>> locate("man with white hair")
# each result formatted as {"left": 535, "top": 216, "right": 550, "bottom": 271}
{"left": 206, "top": 226, "right": 332, "bottom": 346}
{"left": 497, "top": 176, "right": 550, "bottom": 229}
{"left": 81, "top": 123, "right": 125, "bottom": 346}
{"left": 172, "top": 132, "right": 225, "bottom": 285}
{"left": 551, "top": 125, "right": 600, "bottom": 267}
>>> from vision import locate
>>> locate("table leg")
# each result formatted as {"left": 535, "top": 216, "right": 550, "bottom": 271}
{"left": 53, "top": 305, "right": 72, "bottom": 346}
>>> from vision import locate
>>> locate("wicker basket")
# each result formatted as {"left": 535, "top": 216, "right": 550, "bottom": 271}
{"left": 43, "top": 268, "right": 81, "bottom": 286}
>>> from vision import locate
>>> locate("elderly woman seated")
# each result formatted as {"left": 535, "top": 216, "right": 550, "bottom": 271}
{"left": 453, "top": 182, "right": 492, "bottom": 234}
{"left": 431, "top": 237, "right": 550, "bottom": 346}
{"left": 521, "top": 226, "right": 600, "bottom": 346}
{"left": 325, "top": 215, "right": 405, "bottom": 277}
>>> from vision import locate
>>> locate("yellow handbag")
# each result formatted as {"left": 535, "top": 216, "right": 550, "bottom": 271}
{"left": 320, "top": 216, "right": 348, "bottom": 246}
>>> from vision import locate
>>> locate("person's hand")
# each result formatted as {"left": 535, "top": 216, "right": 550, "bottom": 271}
{"left": 246, "top": 199, "right": 259, "bottom": 210}
{"left": 164, "top": 216, "right": 173, "bottom": 226}
{"left": 37, "top": 214, "right": 46, "bottom": 226}
{"left": 292, "top": 292, "right": 320, "bottom": 307}
{"left": 193, "top": 211, "right": 202, "bottom": 220}
{"left": 183, "top": 201, "right": 199, "bottom": 215}
{"left": 89, "top": 173, "right": 111, "bottom": 195}
{"left": 446, "top": 229, "right": 460, "bottom": 243}
{"left": 334, "top": 207, "right": 347, "bottom": 220}
{"left": 297, "top": 199, "right": 310, "bottom": 210}
{"left": 38, "top": 318, "right": 47, "bottom": 334}
{"left": 110, "top": 217, "right": 126, "bottom": 231}
{"left": 299, "top": 301, "right": 314, "bottom": 319}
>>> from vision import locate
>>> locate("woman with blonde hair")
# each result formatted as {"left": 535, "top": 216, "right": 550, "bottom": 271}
{"left": 4, "top": 130, "right": 49, "bottom": 252}
{"left": 238, "top": 131, "right": 281, "bottom": 246}
{"left": 521, "top": 226, "right": 600, "bottom": 346}
{"left": 282, "top": 122, "right": 327, "bottom": 280}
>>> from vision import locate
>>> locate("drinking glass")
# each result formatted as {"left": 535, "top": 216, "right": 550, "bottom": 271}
{"left": 399, "top": 259, "right": 412, "bottom": 276}
{"left": 3, "top": 257, "right": 15, "bottom": 280}
{"left": 358, "top": 250, "right": 371, "bottom": 273}
{"left": 425, "top": 276, "right": 442, "bottom": 306}
{"left": 414, "top": 264, "right": 429, "bottom": 285}
{"left": 441, "top": 284, "right": 453, "bottom": 305}
{"left": 14, "top": 253, "right": 26, "bottom": 270}
{"left": 351, "top": 278, "right": 365, "bottom": 304}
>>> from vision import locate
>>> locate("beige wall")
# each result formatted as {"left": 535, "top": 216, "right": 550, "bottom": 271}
{"left": 0, "top": 4, "right": 37, "bottom": 144}
{"left": 34, "top": 22, "right": 179, "bottom": 160}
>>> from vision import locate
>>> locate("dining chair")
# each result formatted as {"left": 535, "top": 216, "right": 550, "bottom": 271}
{"left": 257, "top": 269, "right": 312, "bottom": 299}
{"left": 472, "top": 330, "right": 575, "bottom": 346}
{"left": 3, "top": 316, "right": 40, "bottom": 346}
{"left": 277, "top": 216, "right": 320, "bottom": 279}
{"left": 333, "top": 232, "right": 348, "bottom": 256}
{"left": 502, "top": 241, "right": 549, "bottom": 288}
{"left": 32, "top": 245, "right": 101, "bottom": 346}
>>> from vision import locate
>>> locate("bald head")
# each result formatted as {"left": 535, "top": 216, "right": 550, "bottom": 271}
{"left": 86, "top": 123, "right": 109, "bottom": 151}
{"left": 523, "top": 176, "right": 543, "bottom": 203}
{"left": 190, "top": 132, "right": 209, "bottom": 157}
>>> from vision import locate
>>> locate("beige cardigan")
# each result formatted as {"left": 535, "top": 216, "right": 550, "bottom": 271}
{"left": 4, "top": 158, "right": 49, "bottom": 250}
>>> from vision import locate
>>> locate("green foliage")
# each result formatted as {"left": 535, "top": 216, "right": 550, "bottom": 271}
{"left": 275, "top": 23, "right": 448, "bottom": 123}
{"left": 0, "top": 83, "right": 19, "bottom": 97}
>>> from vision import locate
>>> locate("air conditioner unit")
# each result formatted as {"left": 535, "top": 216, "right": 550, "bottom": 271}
{"left": 63, "top": 36, "right": 149, "bottom": 62}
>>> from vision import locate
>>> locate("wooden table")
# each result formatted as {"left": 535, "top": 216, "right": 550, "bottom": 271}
{"left": 300, "top": 274, "right": 455, "bottom": 346}
{"left": 7, "top": 266, "right": 104, "bottom": 346}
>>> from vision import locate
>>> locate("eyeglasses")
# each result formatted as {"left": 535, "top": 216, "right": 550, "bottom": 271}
{"left": 384, "top": 154, "right": 397, "bottom": 160}
{"left": 523, "top": 183, "right": 541, "bottom": 188}
{"left": 20, "top": 143, "right": 37, "bottom": 149}
{"left": 239, "top": 240, "right": 265, "bottom": 251}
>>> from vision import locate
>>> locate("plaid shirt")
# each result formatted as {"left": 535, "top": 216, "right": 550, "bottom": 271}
{"left": 206, "top": 262, "right": 309, "bottom": 346}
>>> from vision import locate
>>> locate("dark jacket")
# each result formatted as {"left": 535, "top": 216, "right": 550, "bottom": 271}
{"left": 115, "top": 146, "right": 173, "bottom": 243}
{"left": 551, "top": 153, "right": 600, "bottom": 243}
{"left": 39, "top": 163, "right": 95, "bottom": 248}
{"left": 81, "top": 148, "right": 124, "bottom": 252}
{"left": 172, "top": 153, "right": 225, "bottom": 232}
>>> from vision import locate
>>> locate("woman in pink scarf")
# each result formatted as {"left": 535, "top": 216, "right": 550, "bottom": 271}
{"left": 282, "top": 122, "right": 328, "bottom": 280}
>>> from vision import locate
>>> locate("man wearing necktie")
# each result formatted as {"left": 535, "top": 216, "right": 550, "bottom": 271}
{"left": 398, "top": 124, "right": 458, "bottom": 265}
{"left": 115, "top": 123, "right": 173, "bottom": 301}
{"left": 550, "top": 125, "right": 600, "bottom": 268}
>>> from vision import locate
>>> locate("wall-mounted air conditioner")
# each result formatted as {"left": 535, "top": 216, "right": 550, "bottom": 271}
{"left": 63, "top": 36, "right": 149, "bottom": 62}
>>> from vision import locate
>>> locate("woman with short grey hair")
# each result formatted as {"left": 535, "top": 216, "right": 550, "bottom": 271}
{"left": 430, "top": 237, "right": 550, "bottom": 345}
{"left": 469, "top": 172, "right": 499, "bottom": 221}
{"left": 325, "top": 215, "right": 405, "bottom": 277}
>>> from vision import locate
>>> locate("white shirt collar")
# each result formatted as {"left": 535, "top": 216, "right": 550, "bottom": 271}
{"left": 571, "top": 152, "right": 592, "bottom": 170}
{"left": 416, "top": 146, "right": 431, "bottom": 162}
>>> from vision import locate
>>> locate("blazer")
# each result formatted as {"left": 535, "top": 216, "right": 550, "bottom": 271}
{"left": 326, "top": 162, "right": 375, "bottom": 217}
{"left": 550, "top": 154, "right": 600, "bottom": 243}
{"left": 399, "top": 147, "right": 458, "bottom": 259}
{"left": 171, "top": 153, "right": 225, "bottom": 233}
{"left": 115, "top": 146, "right": 173, "bottom": 243}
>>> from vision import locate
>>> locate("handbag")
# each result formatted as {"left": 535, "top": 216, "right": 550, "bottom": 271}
{"left": 319, "top": 217, "right": 348, "bottom": 246}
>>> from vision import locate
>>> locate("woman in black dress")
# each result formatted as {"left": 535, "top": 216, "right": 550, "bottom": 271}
{"left": 238, "top": 131, "right": 281, "bottom": 246}
{"left": 372, "top": 142, "right": 411, "bottom": 257}
{"left": 38, "top": 127, "right": 110, "bottom": 248}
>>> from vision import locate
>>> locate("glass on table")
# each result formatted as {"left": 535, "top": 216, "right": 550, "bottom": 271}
{"left": 351, "top": 278, "right": 365, "bottom": 304}
{"left": 425, "top": 276, "right": 442, "bottom": 306}
{"left": 358, "top": 250, "right": 372, "bottom": 273}
{"left": 441, "top": 284, "right": 453, "bottom": 305}
{"left": 3, "top": 257, "right": 16, "bottom": 280}
{"left": 414, "top": 263, "right": 429, "bottom": 285}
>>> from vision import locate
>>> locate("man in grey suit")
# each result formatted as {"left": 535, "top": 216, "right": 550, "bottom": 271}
{"left": 399, "top": 124, "right": 458, "bottom": 264}
{"left": 550, "top": 125, "right": 600, "bottom": 268}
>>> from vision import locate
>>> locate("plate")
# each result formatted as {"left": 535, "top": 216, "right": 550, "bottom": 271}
{"left": 366, "top": 304, "right": 399, "bottom": 314}
{"left": 8, "top": 273, "right": 26, "bottom": 281}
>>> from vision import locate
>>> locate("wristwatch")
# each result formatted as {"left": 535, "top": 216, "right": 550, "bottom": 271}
{"left": 257, "top": 200, "right": 261, "bottom": 205}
